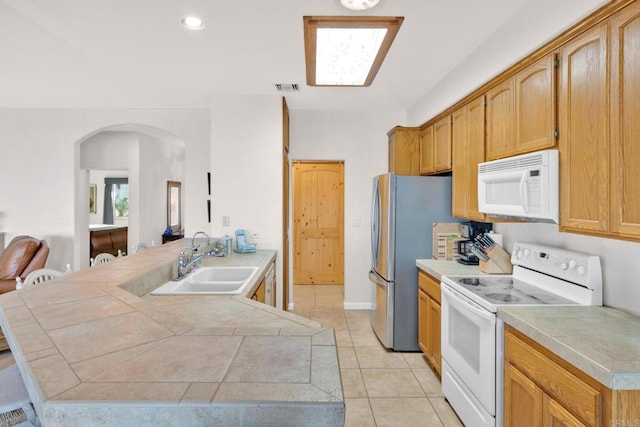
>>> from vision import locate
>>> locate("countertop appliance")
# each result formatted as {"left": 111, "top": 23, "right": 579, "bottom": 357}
{"left": 440, "top": 242, "right": 602, "bottom": 427}
{"left": 478, "top": 149, "right": 559, "bottom": 223}
{"left": 456, "top": 221, "right": 493, "bottom": 265}
{"left": 370, "top": 173, "right": 460, "bottom": 351}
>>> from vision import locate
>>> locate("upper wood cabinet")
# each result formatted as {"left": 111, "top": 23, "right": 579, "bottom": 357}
{"left": 559, "top": 23, "right": 610, "bottom": 235}
{"left": 487, "top": 53, "right": 557, "bottom": 161}
{"left": 452, "top": 95, "right": 486, "bottom": 220}
{"left": 610, "top": 1, "right": 640, "bottom": 239}
{"left": 419, "top": 125, "right": 434, "bottom": 175}
{"left": 388, "top": 126, "right": 420, "bottom": 175}
{"left": 515, "top": 54, "right": 557, "bottom": 154}
{"left": 420, "top": 117, "right": 452, "bottom": 175}
{"left": 486, "top": 78, "right": 516, "bottom": 160}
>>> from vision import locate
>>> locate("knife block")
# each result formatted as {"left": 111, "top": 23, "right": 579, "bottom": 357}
{"left": 479, "top": 246, "right": 513, "bottom": 274}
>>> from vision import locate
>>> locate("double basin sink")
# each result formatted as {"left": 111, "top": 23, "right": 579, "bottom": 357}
{"left": 151, "top": 266, "right": 259, "bottom": 295}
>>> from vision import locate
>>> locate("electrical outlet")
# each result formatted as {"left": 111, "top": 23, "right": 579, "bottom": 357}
{"left": 250, "top": 232, "right": 260, "bottom": 239}
{"left": 222, "top": 216, "right": 229, "bottom": 227}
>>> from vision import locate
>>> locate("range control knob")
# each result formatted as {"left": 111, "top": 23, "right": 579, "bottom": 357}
{"left": 560, "top": 262, "right": 569, "bottom": 270}
{"left": 577, "top": 265, "right": 586, "bottom": 275}
{"left": 517, "top": 250, "right": 524, "bottom": 259}
{"left": 569, "top": 259, "right": 577, "bottom": 269}
{"left": 524, "top": 249, "right": 531, "bottom": 257}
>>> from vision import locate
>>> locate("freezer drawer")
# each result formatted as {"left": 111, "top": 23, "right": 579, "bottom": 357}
{"left": 370, "top": 270, "right": 393, "bottom": 348}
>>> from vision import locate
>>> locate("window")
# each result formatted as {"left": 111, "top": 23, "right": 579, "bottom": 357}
{"left": 113, "top": 183, "right": 129, "bottom": 217}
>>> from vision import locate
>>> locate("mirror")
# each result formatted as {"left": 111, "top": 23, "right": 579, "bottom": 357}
{"left": 167, "top": 181, "right": 182, "bottom": 232}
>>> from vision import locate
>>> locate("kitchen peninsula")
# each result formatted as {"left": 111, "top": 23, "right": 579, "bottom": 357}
{"left": 0, "top": 241, "right": 344, "bottom": 426}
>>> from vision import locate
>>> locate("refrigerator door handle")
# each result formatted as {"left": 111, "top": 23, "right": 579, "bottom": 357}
{"left": 371, "top": 177, "right": 381, "bottom": 268}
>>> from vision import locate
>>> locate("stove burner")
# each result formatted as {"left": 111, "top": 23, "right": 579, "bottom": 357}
{"left": 485, "top": 293, "right": 520, "bottom": 303}
{"left": 460, "top": 277, "right": 481, "bottom": 286}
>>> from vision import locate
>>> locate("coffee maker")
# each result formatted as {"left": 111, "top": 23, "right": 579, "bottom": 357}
{"left": 456, "top": 221, "right": 493, "bottom": 265}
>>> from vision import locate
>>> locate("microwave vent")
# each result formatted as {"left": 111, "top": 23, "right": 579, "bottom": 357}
{"left": 479, "top": 152, "right": 545, "bottom": 173}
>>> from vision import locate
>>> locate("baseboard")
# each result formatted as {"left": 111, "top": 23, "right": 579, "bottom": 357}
{"left": 343, "top": 302, "right": 374, "bottom": 310}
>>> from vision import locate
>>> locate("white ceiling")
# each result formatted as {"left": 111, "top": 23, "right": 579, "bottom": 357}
{"left": 0, "top": 0, "right": 529, "bottom": 111}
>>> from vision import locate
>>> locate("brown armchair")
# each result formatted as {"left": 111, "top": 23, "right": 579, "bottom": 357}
{"left": 0, "top": 236, "right": 50, "bottom": 295}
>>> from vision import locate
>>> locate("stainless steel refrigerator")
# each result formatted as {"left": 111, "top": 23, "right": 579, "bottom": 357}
{"left": 370, "top": 173, "right": 458, "bottom": 351}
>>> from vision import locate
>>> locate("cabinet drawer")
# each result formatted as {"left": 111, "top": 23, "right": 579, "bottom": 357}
{"left": 505, "top": 330, "right": 601, "bottom": 426}
{"left": 418, "top": 270, "right": 440, "bottom": 303}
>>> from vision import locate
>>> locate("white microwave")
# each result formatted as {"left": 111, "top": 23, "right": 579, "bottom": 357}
{"left": 478, "top": 149, "right": 559, "bottom": 223}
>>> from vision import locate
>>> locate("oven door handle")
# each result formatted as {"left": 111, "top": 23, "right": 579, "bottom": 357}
{"left": 441, "top": 284, "right": 495, "bottom": 322}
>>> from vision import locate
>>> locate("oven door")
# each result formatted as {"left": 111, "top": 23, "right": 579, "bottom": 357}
{"left": 441, "top": 283, "right": 496, "bottom": 415}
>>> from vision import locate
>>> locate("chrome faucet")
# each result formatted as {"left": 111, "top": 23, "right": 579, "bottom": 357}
{"left": 191, "top": 231, "right": 210, "bottom": 249}
{"left": 175, "top": 247, "right": 204, "bottom": 280}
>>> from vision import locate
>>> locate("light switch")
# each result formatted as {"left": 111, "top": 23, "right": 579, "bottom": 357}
{"left": 222, "top": 216, "right": 229, "bottom": 227}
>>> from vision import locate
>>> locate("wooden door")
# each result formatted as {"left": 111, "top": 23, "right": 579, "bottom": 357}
{"left": 293, "top": 161, "right": 344, "bottom": 285}
{"left": 515, "top": 53, "right": 557, "bottom": 154}
{"left": 282, "top": 97, "right": 290, "bottom": 309}
{"left": 559, "top": 23, "right": 609, "bottom": 234}
{"left": 504, "top": 362, "right": 543, "bottom": 427}
{"left": 419, "top": 125, "right": 435, "bottom": 174}
{"left": 467, "top": 95, "right": 487, "bottom": 221}
{"left": 452, "top": 105, "right": 468, "bottom": 218}
{"left": 434, "top": 116, "right": 452, "bottom": 172}
{"left": 610, "top": 2, "right": 640, "bottom": 239}
{"left": 486, "top": 78, "right": 516, "bottom": 160}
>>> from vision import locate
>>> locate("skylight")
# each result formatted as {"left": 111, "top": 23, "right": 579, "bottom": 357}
{"left": 304, "top": 16, "right": 404, "bottom": 87}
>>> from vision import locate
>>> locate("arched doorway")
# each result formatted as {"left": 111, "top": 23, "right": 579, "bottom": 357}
{"left": 74, "top": 124, "right": 186, "bottom": 268}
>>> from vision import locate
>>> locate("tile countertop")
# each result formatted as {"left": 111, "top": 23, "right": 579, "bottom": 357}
{"left": 499, "top": 306, "right": 640, "bottom": 390}
{"left": 0, "top": 241, "right": 344, "bottom": 427}
{"left": 415, "top": 259, "right": 485, "bottom": 279}
{"left": 417, "top": 259, "right": 640, "bottom": 391}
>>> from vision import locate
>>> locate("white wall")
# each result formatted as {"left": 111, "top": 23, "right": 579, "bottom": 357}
{"left": 407, "top": 0, "right": 608, "bottom": 125}
{"left": 210, "top": 95, "right": 284, "bottom": 306}
{"left": 0, "top": 108, "right": 209, "bottom": 272}
{"left": 289, "top": 110, "right": 404, "bottom": 308}
{"left": 138, "top": 135, "right": 185, "bottom": 247}
{"left": 405, "top": 0, "right": 640, "bottom": 316}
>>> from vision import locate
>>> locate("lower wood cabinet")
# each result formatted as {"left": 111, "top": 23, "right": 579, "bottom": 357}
{"left": 251, "top": 280, "right": 265, "bottom": 303}
{"left": 418, "top": 270, "right": 441, "bottom": 375}
{"left": 504, "top": 325, "right": 640, "bottom": 427}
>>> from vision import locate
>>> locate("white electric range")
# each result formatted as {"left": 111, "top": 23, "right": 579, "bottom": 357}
{"left": 440, "top": 242, "right": 603, "bottom": 427}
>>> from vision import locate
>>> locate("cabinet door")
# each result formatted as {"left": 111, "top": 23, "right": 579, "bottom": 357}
{"left": 558, "top": 23, "right": 609, "bottom": 234}
{"left": 434, "top": 116, "right": 452, "bottom": 172}
{"left": 466, "top": 95, "right": 487, "bottom": 221}
{"left": 610, "top": 2, "right": 640, "bottom": 238}
{"left": 388, "top": 127, "right": 420, "bottom": 175}
{"left": 515, "top": 54, "right": 557, "bottom": 154}
{"left": 426, "top": 297, "right": 441, "bottom": 375}
{"left": 504, "top": 362, "right": 543, "bottom": 427}
{"left": 252, "top": 280, "right": 265, "bottom": 303}
{"left": 419, "top": 125, "right": 435, "bottom": 175}
{"left": 543, "top": 395, "right": 587, "bottom": 427}
{"left": 418, "top": 289, "right": 430, "bottom": 354}
{"left": 451, "top": 106, "right": 468, "bottom": 217}
{"left": 486, "top": 78, "right": 516, "bottom": 160}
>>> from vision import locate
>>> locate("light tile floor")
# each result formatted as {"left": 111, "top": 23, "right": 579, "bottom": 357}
{"left": 292, "top": 284, "right": 463, "bottom": 427}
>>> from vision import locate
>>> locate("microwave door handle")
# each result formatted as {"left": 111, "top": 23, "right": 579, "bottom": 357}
{"left": 519, "top": 173, "right": 528, "bottom": 214}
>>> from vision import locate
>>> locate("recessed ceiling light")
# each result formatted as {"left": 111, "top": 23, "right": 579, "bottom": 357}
{"left": 340, "top": 0, "right": 380, "bottom": 11}
{"left": 180, "top": 16, "right": 204, "bottom": 30}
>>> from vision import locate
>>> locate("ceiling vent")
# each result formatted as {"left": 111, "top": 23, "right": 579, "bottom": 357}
{"left": 275, "top": 84, "right": 300, "bottom": 92}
